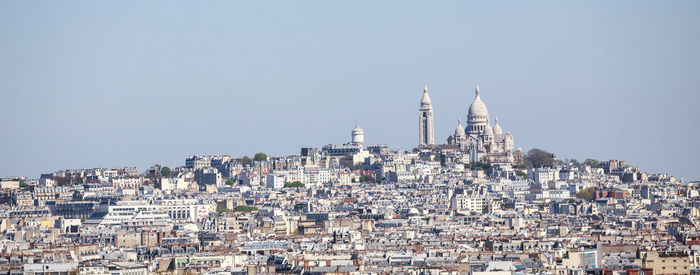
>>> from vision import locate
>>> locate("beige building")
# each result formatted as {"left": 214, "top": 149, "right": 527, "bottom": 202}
{"left": 639, "top": 250, "right": 690, "bottom": 275}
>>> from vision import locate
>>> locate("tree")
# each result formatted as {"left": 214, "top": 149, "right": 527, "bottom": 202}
{"left": 225, "top": 179, "right": 236, "bottom": 186}
{"left": 525, "top": 149, "right": 556, "bottom": 168}
{"left": 241, "top": 156, "right": 252, "bottom": 167}
{"left": 19, "top": 180, "right": 27, "bottom": 188}
{"left": 284, "top": 181, "right": 305, "bottom": 188}
{"left": 576, "top": 186, "right": 596, "bottom": 201}
{"left": 160, "top": 166, "right": 171, "bottom": 178}
{"left": 358, "top": 175, "right": 367, "bottom": 182}
{"left": 254, "top": 152, "right": 268, "bottom": 161}
{"left": 469, "top": 161, "right": 492, "bottom": 171}
{"left": 584, "top": 158, "right": 600, "bottom": 168}
{"left": 515, "top": 171, "right": 528, "bottom": 179}
{"left": 234, "top": 205, "right": 259, "bottom": 212}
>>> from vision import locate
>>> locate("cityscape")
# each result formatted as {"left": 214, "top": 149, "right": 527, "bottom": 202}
{"left": 0, "top": 85, "right": 697, "bottom": 274}
{"left": 1, "top": 1, "right": 699, "bottom": 275}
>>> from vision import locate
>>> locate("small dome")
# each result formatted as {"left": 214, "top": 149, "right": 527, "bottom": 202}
{"left": 483, "top": 123, "right": 494, "bottom": 136}
{"left": 352, "top": 124, "right": 363, "bottom": 133}
{"left": 493, "top": 117, "right": 503, "bottom": 135}
{"left": 455, "top": 118, "right": 466, "bottom": 137}
{"left": 420, "top": 85, "right": 432, "bottom": 106}
{"left": 468, "top": 85, "right": 489, "bottom": 118}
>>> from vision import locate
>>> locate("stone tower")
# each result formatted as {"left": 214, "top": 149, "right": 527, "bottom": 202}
{"left": 352, "top": 124, "right": 364, "bottom": 146}
{"left": 419, "top": 85, "right": 435, "bottom": 146}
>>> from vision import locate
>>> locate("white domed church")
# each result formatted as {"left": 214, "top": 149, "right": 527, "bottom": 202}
{"left": 445, "top": 86, "right": 518, "bottom": 163}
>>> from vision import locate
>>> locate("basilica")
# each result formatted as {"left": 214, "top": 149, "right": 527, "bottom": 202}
{"left": 419, "top": 85, "right": 522, "bottom": 164}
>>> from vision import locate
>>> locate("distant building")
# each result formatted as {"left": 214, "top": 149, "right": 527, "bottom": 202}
{"left": 352, "top": 124, "right": 364, "bottom": 147}
{"left": 418, "top": 85, "right": 435, "bottom": 147}
{"left": 322, "top": 144, "right": 361, "bottom": 156}
{"left": 266, "top": 174, "right": 285, "bottom": 189}
{"left": 445, "top": 86, "right": 517, "bottom": 165}
{"left": 194, "top": 167, "right": 222, "bottom": 189}
{"left": 529, "top": 167, "right": 560, "bottom": 184}
{"left": 450, "top": 195, "right": 485, "bottom": 213}
{"left": 185, "top": 155, "right": 211, "bottom": 170}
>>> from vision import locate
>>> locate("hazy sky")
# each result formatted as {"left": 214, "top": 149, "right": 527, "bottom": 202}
{"left": 1, "top": 1, "right": 699, "bottom": 180}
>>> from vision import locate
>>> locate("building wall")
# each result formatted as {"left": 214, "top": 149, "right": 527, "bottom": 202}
{"left": 643, "top": 251, "right": 690, "bottom": 275}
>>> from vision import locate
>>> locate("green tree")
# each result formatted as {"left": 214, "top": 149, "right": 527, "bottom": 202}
{"left": 19, "top": 180, "right": 27, "bottom": 188}
{"left": 468, "top": 161, "right": 492, "bottom": 171}
{"left": 525, "top": 149, "right": 556, "bottom": 168}
{"left": 284, "top": 181, "right": 305, "bottom": 188}
{"left": 515, "top": 171, "right": 528, "bottom": 179}
{"left": 225, "top": 179, "right": 236, "bottom": 186}
{"left": 254, "top": 152, "right": 268, "bottom": 161}
{"left": 584, "top": 158, "right": 600, "bottom": 168}
{"left": 234, "top": 205, "right": 259, "bottom": 212}
{"left": 241, "top": 156, "right": 252, "bottom": 167}
{"left": 576, "top": 186, "right": 596, "bottom": 201}
{"left": 160, "top": 166, "right": 171, "bottom": 178}
{"left": 358, "top": 175, "right": 367, "bottom": 182}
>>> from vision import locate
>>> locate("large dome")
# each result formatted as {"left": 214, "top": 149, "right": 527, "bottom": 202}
{"left": 468, "top": 86, "right": 488, "bottom": 117}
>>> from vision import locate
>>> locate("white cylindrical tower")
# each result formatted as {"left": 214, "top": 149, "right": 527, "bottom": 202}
{"left": 419, "top": 85, "right": 435, "bottom": 146}
{"left": 352, "top": 125, "right": 364, "bottom": 146}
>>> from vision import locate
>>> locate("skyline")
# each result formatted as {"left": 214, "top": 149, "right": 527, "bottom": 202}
{"left": 1, "top": 1, "right": 699, "bottom": 180}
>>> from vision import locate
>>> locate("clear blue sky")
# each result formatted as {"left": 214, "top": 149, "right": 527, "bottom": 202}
{"left": 1, "top": 1, "right": 699, "bottom": 180}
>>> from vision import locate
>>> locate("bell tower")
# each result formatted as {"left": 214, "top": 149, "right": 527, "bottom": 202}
{"left": 419, "top": 85, "right": 435, "bottom": 146}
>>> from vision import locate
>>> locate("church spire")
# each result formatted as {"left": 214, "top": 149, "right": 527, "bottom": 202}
{"left": 419, "top": 85, "right": 434, "bottom": 146}
{"left": 475, "top": 85, "right": 480, "bottom": 97}
{"left": 420, "top": 85, "right": 432, "bottom": 106}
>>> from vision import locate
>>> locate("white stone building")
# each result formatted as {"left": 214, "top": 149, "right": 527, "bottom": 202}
{"left": 445, "top": 86, "right": 518, "bottom": 164}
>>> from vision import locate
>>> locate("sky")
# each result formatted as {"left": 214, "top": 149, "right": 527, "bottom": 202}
{"left": 1, "top": 1, "right": 699, "bottom": 180}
